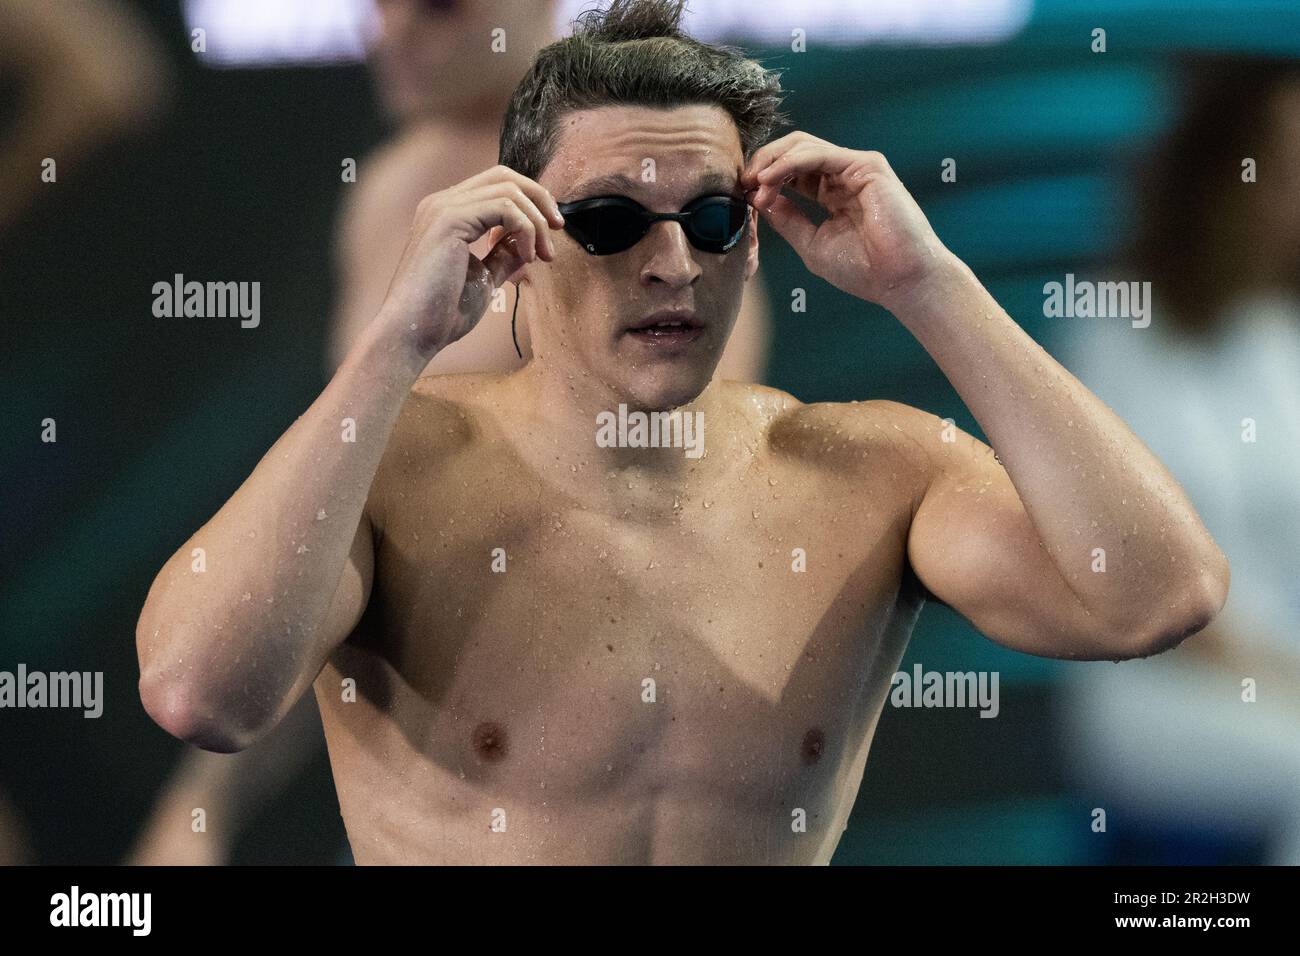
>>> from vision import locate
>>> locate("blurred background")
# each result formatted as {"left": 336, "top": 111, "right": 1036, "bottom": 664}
{"left": 2, "top": 0, "right": 1298, "bottom": 865}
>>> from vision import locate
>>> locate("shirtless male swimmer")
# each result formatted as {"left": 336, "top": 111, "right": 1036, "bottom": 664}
{"left": 137, "top": 0, "right": 1230, "bottom": 865}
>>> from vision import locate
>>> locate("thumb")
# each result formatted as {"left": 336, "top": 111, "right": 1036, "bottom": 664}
{"left": 757, "top": 192, "right": 817, "bottom": 253}
{"left": 481, "top": 230, "right": 529, "bottom": 288}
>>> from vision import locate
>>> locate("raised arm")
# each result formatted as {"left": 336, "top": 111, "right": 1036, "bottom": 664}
{"left": 889, "top": 267, "right": 1228, "bottom": 660}
{"left": 135, "top": 357, "right": 388, "bottom": 753}
{"left": 137, "top": 165, "right": 566, "bottom": 751}
{"left": 879, "top": 397, "right": 1222, "bottom": 660}
{"left": 326, "top": 134, "right": 529, "bottom": 377}
{"left": 743, "top": 133, "right": 1229, "bottom": 661}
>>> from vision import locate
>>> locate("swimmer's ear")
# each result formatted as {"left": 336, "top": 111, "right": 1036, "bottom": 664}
{"left": 744, "top": 206, "right": 760, "bottom": 281}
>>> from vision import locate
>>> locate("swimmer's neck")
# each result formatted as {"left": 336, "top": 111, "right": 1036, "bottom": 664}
{"left": 507, "top": 360, "right": 741, "bottom": 481}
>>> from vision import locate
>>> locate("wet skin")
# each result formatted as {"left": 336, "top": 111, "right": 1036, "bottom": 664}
{"left": 315, "top": 105, "right": 938, "bottom": 865}
{"left": 316, "top": 374, "right": 935, "bottom": 865}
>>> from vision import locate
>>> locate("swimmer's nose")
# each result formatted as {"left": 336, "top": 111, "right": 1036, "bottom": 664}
{"left": 639, "top": 221, "right": 701, "bottom": 290}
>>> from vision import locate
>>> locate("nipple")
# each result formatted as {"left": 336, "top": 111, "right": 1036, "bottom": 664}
{"left": 471, "top": 721, "right": 509, "bottom": 763}
{"left": 801, "top": 727, "right": 826, "bottom": 766}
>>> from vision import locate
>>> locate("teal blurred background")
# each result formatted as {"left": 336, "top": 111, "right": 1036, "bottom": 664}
{"left": 2, "top": 0, "right": 1297, "bottom": 864}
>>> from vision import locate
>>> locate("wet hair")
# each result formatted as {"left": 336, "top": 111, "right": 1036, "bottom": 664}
{"left": 1129, "top": 54, "right": 1300, "bottom": 337}
{"left": 498, "top": 0, "right": 788, "bottom": 182}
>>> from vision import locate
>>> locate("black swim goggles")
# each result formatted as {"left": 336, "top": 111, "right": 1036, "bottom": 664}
{"left": 556, "top": 194, "right": 749, "bottom": 256}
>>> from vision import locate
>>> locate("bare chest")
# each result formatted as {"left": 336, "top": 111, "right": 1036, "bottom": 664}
{"left": 338, "top": 459, "right": 919, "bottom": 808}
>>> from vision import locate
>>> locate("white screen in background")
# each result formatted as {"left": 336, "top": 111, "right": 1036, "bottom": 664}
{"left": 181, "top": 0, "right": 1033, "bottom": 68}
{"left": 556, "top": 0, "right": 1033, "bottom": 45}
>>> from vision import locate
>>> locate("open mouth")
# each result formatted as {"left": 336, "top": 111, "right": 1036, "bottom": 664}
{"left": 626, "top": 313, "right": 704, "bottom": 346}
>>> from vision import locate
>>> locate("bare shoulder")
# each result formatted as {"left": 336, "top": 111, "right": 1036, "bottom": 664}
{"left": 716, "top": 379, "right": 802, "bottom": 421}
{"left": 760, "top": 390, "right": 943, "bottom": 478}
{"left": 337, "top": 121, "right": 480, "bottom": 248}
{"left": 367, "top": 373, "right": 509, "bottom": 521}
{"left": 392, "top": 371, "right": 511, "bottom": 451}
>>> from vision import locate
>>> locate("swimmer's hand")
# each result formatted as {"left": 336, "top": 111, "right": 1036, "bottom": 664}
{"left": 376, "top": 165, "right": 564, "bottom": 358}
{"left": 741, "top": 133, "right": 950, "bottom": 311}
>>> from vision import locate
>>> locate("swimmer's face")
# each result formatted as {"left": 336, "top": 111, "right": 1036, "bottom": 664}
{"left": 370, "top": 0, "right": 554, "bottom": 122}
{"left": 528, "top": 105, "right": 760, "bottom": 411}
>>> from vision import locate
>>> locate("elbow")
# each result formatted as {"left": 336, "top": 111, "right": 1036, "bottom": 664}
{"left": 1130, "top": 560, "right": 1231, "bottom": 659}
{"left": 138, "top": 668, "right": 263, "bottom": 754}
{"left": 136, "top": 603, "right": 277, "bottom": 752}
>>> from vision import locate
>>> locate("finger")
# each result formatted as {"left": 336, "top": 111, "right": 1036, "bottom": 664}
{"left": 747, "top": 181, "right": 776, "bottom": 211}
{"left": 742, "top": 131, "right": 813, "bottom": 187}
{"left": 475, "top": 165, "right": 565, "bottom": 229}
{"left": 750, "top": 170, "right": 820, "bottom": 210}
{"left": 503, "top": 169, "right": 566, "bottom": 230}
{"left": 756, "top": 193, "right": 817, "bottom": 252}
{"left": 484, "top": 224, "right": 534, "bottom": 281}
{"left": 465, "top": 183, "right": 550, "bottom": 261}
{"left": 784, "top": 170, "right": 824, "bottom": 205}
{"left": 481, "top": 233, "right": 530, "bottom": 288}
{"left": 756, "top": 142, "right": 855, "bottom": 188}
{"left": 494, "top": 183, "right": 555, "bottom": 260}
{"left": 469, "top": 195, "right": 537, "bottom": 268}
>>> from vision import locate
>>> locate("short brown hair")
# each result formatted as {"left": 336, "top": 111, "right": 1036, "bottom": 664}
{"left": 499, "top": 0, "right": 788, "bottom": 182}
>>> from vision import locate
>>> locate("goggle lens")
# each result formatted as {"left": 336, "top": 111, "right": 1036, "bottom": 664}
{"left": 557, "top": 195, "right": 748, "bottom": 256}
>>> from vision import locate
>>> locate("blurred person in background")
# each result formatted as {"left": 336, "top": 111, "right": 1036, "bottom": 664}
{"left": 0, "top": 788, "right": 31, "bottom": 866}
{"left": 1, "top": 0, "right": 170, "bottom": 866}
{"left": 0, "top": 0, "right": 169, "bottom": 235}
{"left": 1057, "top": 55, "right": 1300, "bottom": 864}
{"left": 128, "top": 0, "right": 773, "bottom": 865}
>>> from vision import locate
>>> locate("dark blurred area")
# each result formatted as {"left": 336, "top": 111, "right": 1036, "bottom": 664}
{"left": 2, "top": 0, "right": 1298, "bottom": 864}
{"left": 2, "top": 0, "right": 379, "bottom": 864}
